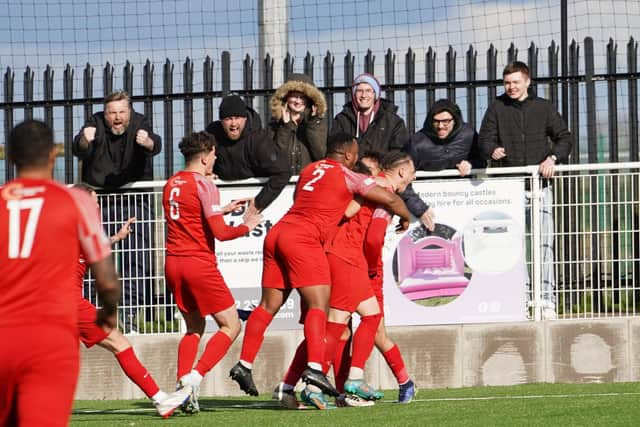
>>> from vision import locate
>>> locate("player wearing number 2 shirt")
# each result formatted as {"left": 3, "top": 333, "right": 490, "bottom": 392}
{"left": 230, "top": 132, "right": 413, "bottom": 402}
{"left": 0, "top": 120, "right": 120, "bottom": 427}
{"left": 162, "top": 131, "right": 262, "bottom": 413}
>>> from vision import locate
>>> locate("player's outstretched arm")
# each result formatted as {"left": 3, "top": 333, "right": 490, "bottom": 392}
{"left": 90, "top": 256, "right": 121, "bottom": 329}
{"left": 206, "top": 211, "right": 263, "bottom": 241}
{"left": 363, "top": 186, "right": 411, "bottom": 232}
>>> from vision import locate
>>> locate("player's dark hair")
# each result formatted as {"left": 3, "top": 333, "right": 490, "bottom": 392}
{"left": 352, "top": 160, "right": 372, "bottom": 175}
{"left": 361, "top": 150, "right": 385, "bottom": 164}
{"left": 326, "top": 131, "right": 356, "bottom": 156}
{"left": 503, "top": 61, "right": 530, "bottom": 77}
{"left": 381, "top": 151, "right": 412, "bottom": 171}
{"left": 8, "top": 119, "right": 55, "bottom": 169}
{"left": 179, "top": 131, "right": 217, "bottom": 162}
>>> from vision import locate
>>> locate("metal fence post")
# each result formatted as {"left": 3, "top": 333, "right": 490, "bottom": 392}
{"left": 163, "top": 59, "right": 174, "bottom": 178}
{"left": 183, "top": 57, "right": 194, "bottom": 136}
{"left": 63, "top": 64, "right": 74, "bottom": 183}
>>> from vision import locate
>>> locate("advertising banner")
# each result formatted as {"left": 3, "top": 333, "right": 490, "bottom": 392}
{"left": 382, "top": 177, "right": 528, "bottom": 325}
{"left": 213, "top": 177, "right": 527, "bottom": 329}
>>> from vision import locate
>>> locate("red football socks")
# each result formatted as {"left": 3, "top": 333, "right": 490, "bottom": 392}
{"left": 383, "top": 344, "right": 409, "bottom": 384}
{"left": 239, "top": 306, "right": 274, "bottom": 364}
{"left": 177, "top": 332, "right": 201, "bottom": 380}
{"left": 304, "top": 308, "right": 327, "bottom": 366}
{"left": 350, "top": 313, "right": 382, "bottom": 369}
{"left": 115, "top": 347, "right": 160, "bottom": 398}
{"left": 195, "top": 331, "right": 233, "bottom": 376}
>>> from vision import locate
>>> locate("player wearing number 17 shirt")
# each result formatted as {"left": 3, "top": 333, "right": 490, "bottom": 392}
{"left": 162, "top": 131, "right": 262, "bottom": 413}
{"left": 0, "top": 120, "right": 120, "bottom": 427}
{"left": 229, "top": 131, "right": 413, "bottom": 400}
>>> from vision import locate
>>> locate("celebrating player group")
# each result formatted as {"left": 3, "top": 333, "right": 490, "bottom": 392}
{"left": 0, "top": 123, "right": 418, "bottom": 426}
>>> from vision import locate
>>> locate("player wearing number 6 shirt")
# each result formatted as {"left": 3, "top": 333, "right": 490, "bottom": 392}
{"left": 229, "top": 131, "right": 413, "bottom": 402}
{"left": 0, "top": 120, "right": 120, "bottom": 427}
{"left": 162, "top": 131, "right": 262, "bottom": 413}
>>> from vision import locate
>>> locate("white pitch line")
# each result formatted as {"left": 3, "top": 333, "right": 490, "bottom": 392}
{"left": 396, "top": 392, "right": 640, "bottom": 403}
{"left": 73, "top": 392, "right": 640, "bottom": 414}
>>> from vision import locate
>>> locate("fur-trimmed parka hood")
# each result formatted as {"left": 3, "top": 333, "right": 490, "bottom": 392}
{"left": 270, "top": 73, "right": 327, "bottom": 120}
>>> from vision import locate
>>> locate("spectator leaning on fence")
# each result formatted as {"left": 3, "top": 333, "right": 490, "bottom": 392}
{"left": 72, "top": 90, "right": 162, "bottom": 334}
{"left": 478, "top": 60, "right": 573, "bottom": 320}
{"left": 270, "top": 73, "right": 328, "bottom": 175}
{"left": 205, "top": 95, "right": 291, "bottom": 214}
{"left": 404, "top": 98, "right": 486, "bottom": 176}
{"left": 332, "top": 73, "right": 410, "bottom": 156}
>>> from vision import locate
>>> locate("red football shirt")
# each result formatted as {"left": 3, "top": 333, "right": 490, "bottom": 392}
{"left": 280, "top": 158, "right": 377, "bottom": 242}
{"left": 163, "top": 171, "right": 225, "bottom": 257}
{"left": 0, "top": 178, "right": 111, "bottom": 330}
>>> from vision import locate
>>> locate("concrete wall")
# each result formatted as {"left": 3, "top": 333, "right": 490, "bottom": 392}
{"left": 75, "top": 318, "right": 640, "bottom": 400}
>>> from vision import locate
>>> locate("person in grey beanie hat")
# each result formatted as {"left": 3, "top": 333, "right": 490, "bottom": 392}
{"left": 270, "top": 73, "right": 328, "bottom": 175}
{"left": 332, "top": 73, "right": 409, "bottom": 156}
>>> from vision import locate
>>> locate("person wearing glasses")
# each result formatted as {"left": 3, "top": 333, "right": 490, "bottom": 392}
{"left": 403, "top": 98, "right": 485, "bottom": 177}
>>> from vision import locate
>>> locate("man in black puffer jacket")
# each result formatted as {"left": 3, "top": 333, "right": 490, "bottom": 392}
{"left": 478, "top": 61, "right": 573, "bottom": 320}
{"left": 478, "top": 61, "right": 572, "bottom": 174}
{"left": 205, "top": 95, "right": 291, "bottom": 213}
{"left": 332, "top": 73, "right": 409, "bottom": 155}
{"left": 404, "top": 98, "right": 485, "bottom": 176}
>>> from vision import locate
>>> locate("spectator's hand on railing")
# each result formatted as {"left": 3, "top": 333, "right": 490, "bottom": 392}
{"left": 82, "top": 126, "right": 97, "bottom": 143}
{"left": 223, "top": 198, "right": 251, "bottom": 215}
{"left": 111, "top": 217, "right": 136, "bottom": 244}
{"left": 420, "top": 207, "right": 436, "bottom": 231}
{"left": 491, "top": 147, "right": 506, "bottom": 160}
{"left": 539, "top": 156, "right": 556, "bottom": 178}
{"left": 456, "top": 160, "right": 472, "bottom": 177}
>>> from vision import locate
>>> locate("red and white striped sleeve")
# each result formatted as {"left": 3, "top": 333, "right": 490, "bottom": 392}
{"left": 195, "top": 174, "right": 224, "bottom": 218}
{"left": 68, "top": 188, "right": 111, "bottom": 265}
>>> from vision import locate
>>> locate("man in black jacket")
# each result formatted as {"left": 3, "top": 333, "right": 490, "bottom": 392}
{"left": 205, "top": 95, "right": 291, "bottom": 214}
{"left": 478, "top": 61, "right": 573, "bottom": 320}
{"left": 72, "top": 90, "right": 162, "bottom": 334}
{"left": 332, "top": 73, "right": 409, "bottom": 155}
{"left": 404, "top": 99, "right": 485, "bottom": 176}
{"left": 400, "top": 99, "right": 487, "bottom": 231}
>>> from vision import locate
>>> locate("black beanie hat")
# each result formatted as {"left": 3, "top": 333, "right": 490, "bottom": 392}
{"left": 219, "top": 95, "right": 248, "bottom": 119}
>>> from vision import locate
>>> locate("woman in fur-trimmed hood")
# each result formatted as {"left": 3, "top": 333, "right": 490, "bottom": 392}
{"left": 270, "top": 73, "right": 328, "bottom": 175}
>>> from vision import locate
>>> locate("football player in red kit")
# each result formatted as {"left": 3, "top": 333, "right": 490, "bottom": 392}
{"left": 0, "top": 120, "right": 120, "bottom": 427}
{"left": 229, "top": 132, "right": 412, "bottom": 404}
{"left": 163, "top": 131, "right": 262, "bottom": 413}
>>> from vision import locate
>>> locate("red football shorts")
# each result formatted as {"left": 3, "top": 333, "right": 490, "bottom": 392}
{"left": 369, "top": 272, "right": 385, "bottom": 316}
{"left": 262, "top": 222, "right": 331, "bottom": 289}
{"left": 328, "top": 253, "right": 375, "bottom": 313}
{"left": 165, "top": 255, "right": 235, "bottom": 316}
{"left": 77, "top": 297, "right": 110, "bottom": 347}
{"left": 0, "top": 324, "right": 79, "bottom": 427}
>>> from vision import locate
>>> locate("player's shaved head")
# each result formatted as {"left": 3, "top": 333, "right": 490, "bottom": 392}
{"left": 381, "top": 151, "right": 412, "bottom": 171}
{"left": 326, "top": 131, "right": 357, "bottom": 156}
{"left": 179, "top": 131, "right": 217, "bottom": 162}
{"left": 8, "top": 119, "right": 55, "bottom": 169}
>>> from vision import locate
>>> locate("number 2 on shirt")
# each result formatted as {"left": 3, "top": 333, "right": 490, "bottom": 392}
{"left": 301, "top": 168, "right": 326, "bottom": 192}
{"left": 7, "top": 197, "right": 44, "bottom": 259}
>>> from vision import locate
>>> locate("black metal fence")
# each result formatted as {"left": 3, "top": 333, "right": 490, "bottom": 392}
{"left": 2, "top": 36, "right": 640, "bottom": 184}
